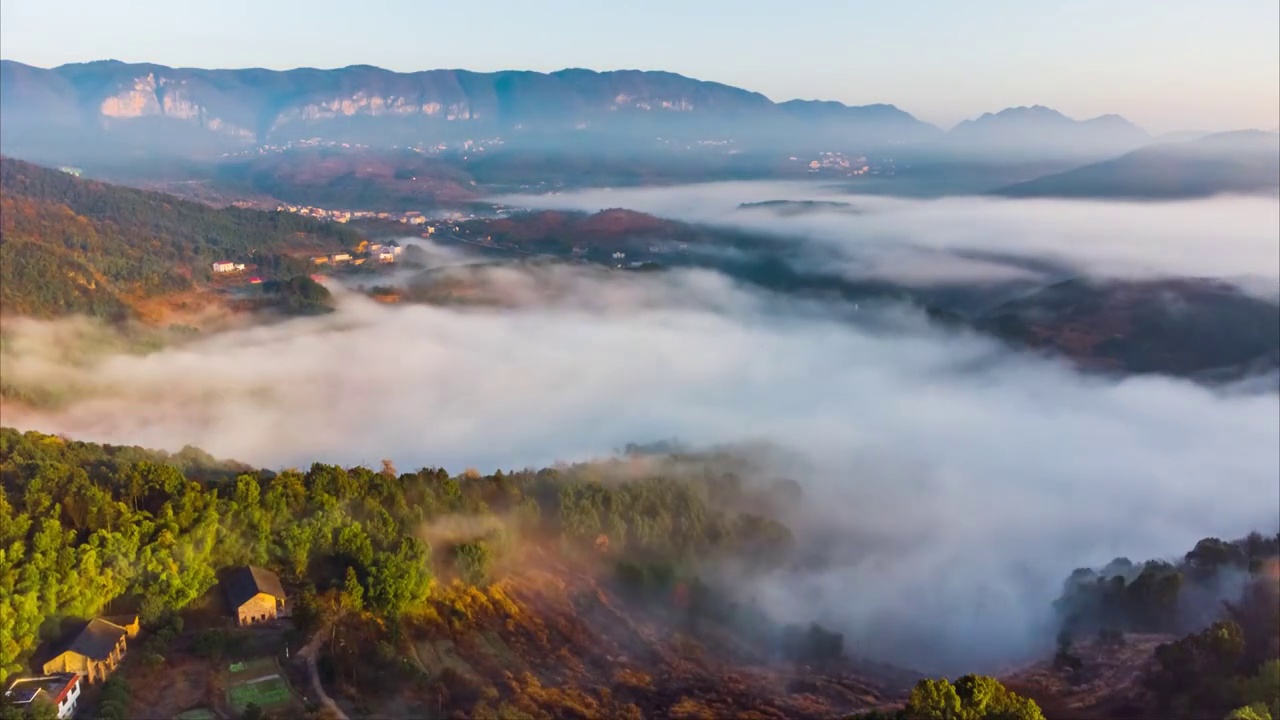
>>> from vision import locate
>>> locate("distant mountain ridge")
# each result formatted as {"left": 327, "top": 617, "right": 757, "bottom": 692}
{"left": 0, "top": 60, "right": 942, "bottom": 160}
{"left": 0, "top": 60, "right": 1165, "bottom": 165}
{"left": 941, "top": 105, "right": 1151, "bottom": 158}
{"left": 995, "top": 130, "right": 1280, "bottom": 199}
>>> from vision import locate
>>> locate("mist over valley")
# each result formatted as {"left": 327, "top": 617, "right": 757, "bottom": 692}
{"left": 1, "top": 17, "right": 1278, "bottom": 718}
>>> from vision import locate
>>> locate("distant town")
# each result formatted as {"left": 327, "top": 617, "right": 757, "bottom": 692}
{"left": 218, "top": 136, "right": 896, "bottom": 176}
{"left": 219, "top": 136, "right": 507, "bottom": 159}
{"left": 789, "top": 152, "right": 897, "bottom": 176}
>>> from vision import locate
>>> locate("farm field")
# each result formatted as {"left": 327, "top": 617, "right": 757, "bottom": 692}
{"left": 225, "top": 657, "right": 300, "bottom": 715}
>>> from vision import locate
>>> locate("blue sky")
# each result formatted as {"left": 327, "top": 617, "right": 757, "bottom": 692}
{"left": 2, "top": 0, "right": 1276, "bottom": 133}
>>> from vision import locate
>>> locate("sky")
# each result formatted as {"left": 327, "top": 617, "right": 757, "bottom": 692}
{"left": 0, "top": 0, "right": 1277, "bottom": 133}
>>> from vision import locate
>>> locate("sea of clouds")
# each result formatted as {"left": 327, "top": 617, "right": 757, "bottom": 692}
{"left": 2, "top": 182, "right": 1277, "bottom": 674}
{"left": 495, "top": 182, "right": 1280, "bottom": 296}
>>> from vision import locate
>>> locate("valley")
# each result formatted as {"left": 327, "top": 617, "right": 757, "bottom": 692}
{"left": 1, "top": 25, "right": 1278, "bottom": 720}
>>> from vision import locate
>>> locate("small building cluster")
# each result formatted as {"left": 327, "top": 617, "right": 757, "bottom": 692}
{"left": 311, "top": 242, "right": 401, "bottom": 266}
{"left": 793, "top": 152, "right": 881, "bottom": 175}
{"left": 277, "top": 204, "right": 433, "bottom": 225}
{"left": 5, "top": 569, "right": 292, "bottom": 715}
{"left": 212, "top": 261, "right": 246, "bottom": 273}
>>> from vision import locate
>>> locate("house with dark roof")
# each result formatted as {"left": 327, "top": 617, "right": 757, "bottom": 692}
{"left": 41, "top": 617, "right": 135, "bottom": 683}
{"left": 224, "top": 566, "right": 287, "bottom": 626}
{"left": 5, "top": 673, "right": 82, "bottom": 718}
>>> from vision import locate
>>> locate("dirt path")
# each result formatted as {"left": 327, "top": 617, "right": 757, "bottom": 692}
{"left": 296, "top": 625, "right": 349, "bottom": 720}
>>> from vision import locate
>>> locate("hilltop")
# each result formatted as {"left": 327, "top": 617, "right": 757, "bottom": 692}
{"left": 973, "top": 277, "right": 1280, "bottom": 379}
{"left": 208, "top": 146, "right": 481, "bottom": 211}
{"left": 478, "top": 208, "right": 675, "bottom": 246}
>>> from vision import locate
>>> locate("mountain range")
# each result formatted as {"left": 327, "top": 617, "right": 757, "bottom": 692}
{"left": 0, "top": 60, "right": 1155, "bottom": 163}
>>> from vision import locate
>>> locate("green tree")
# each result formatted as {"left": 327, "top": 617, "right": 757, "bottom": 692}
{"left": 900, "top": 675, "right": 1045, "bottom": 720}
{"left": 366, "top": 539, "right": 432, "bottom": 616}
{"left": 336, "top": 524, "right": 374, "bottom": 569}
{"left": 97, "top": 674, "right": 131, "bottom": 720}
{"left": 455, "top": 541, "right": 492, "bottom": 586}
{"left": 1225, "top": 705, "right": 1272, "bottom": 720}
{"left": 341, "top": 566, "right": 365, "bottom": 614}
{"left": 905, "top": 678, "right": 962, "bottom": 720}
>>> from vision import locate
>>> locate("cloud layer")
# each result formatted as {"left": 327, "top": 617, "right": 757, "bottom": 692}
{"left": 3, "top": 258, "right": 1276, "bottom": 673}
{"left": 493, "top": 182, "right": 1280, "bottom": 295}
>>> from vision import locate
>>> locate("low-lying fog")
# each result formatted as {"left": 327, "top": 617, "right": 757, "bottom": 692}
{"left": 3, "top": 182, "right": 1278, "bottom": 675}
{"left": 495, "top": 182, "right": 1280, "bottom": 295}
{"left": 4, "top": 258, "right": 1278, "bottom": 674}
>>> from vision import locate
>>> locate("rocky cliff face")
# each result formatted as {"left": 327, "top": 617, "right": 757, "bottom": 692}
{"left": 0, "top": 60, "right": 941, "bottom": 159}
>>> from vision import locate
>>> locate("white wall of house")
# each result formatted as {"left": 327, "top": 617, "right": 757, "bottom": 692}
{"left": 57, "top": 677, "right": 81, "bottom": 719}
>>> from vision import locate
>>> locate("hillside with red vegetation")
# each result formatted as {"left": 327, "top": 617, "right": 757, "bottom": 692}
{"left": 325, "top": 547, "right": 919, "bottom": 720}
{"left": 978, "top": 278, "right": 1280, "bottom": 377}
{"left": 482, "top": 208, "right": 677, "bottom": 247}
{"left": 1001, "top": 634, "right": 1170, "bottom": 720}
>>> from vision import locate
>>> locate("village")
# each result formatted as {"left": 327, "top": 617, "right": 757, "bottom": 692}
{"left": 304, "top": 238, "right": 404, "bottom": 268}
{"left": 789, "top": 151, "right": 892, "bottom": 175}
{"left": 4, "top": 566, "right": 301, "bottom": 719}
{"left": 208, "top": 238, "right": 407, "bottom": 288}
{"left": 275, "top": 204, "right": 432, "bottom": 225}
{"left": 219, "top": 136, "right": 506, "bottom": 159}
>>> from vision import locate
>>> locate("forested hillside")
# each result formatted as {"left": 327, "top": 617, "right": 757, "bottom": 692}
{"left": 0, "top": 158, "right": 362, "bottom": 319}
{"left": 2, "top": 428, "right": 1274, "bottom": 719}
{"left": 0, "top": 429, "right": 871, "bottom": 718}
{"left": 1045, "top": 536, "right": 1280, "bottom": 720}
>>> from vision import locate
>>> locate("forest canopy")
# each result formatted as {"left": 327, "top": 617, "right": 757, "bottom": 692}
{"left": 1, "top": 427, "right": 1274, "bottom": 720}
{"left": 0, "top": 427, "right": 796, "bottom": 685}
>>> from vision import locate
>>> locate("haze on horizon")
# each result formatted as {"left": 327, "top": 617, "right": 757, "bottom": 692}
{"left": 1, "top": 0, "right": 1277, "bottom": 134}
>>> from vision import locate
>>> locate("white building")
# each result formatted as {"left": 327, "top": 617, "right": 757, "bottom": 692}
{"left": 211, "top": 261, "right": 245, "bottom": 273}
{"left": 6, "top": 674, "right": 82, "bottom": 719}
